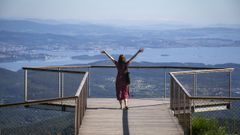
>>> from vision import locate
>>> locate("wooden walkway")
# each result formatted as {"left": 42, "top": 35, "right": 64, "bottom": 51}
{"left": 79, "top": 98, "right": 183, "bottom": 135}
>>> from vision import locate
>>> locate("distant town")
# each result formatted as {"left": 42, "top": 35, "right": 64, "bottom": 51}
{"left": 0, "top": 19, "right": 240, "bottom": 63}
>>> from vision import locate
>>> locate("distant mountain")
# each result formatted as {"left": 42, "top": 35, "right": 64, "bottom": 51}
{"left": 0, "top": 68, "right": 23, "bottom": 103}
{"left": 0, "top": 19, "right": 240, "bottom": 49}
{"left": 0, "top": 31, "right": 80, "bottom": 46}
{"left": 0, "top": 19, "right": 124, "bottom": 35}
{"left": 172, "top": 27, "right": 240, "bottom": 40}
{"left": 1, "top": 19, "right": 240, "bottom": 39}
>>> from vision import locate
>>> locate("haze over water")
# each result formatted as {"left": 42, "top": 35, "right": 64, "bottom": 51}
{"left": 0, "top": 47, "right": 239, "bottom": 71}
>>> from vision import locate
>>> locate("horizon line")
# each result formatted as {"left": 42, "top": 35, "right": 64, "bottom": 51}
{"left": 1, "top": 17, "right": 240, "bottom": 28}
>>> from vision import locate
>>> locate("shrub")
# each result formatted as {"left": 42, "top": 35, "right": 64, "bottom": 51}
{"left": 192, "top": 116, "right": 226, "bottom": 135}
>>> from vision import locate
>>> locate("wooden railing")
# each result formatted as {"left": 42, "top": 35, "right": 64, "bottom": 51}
{"left": 170, "top": 73, "right": 192, "bottom": 134}
{"left": 74, "top": 72, "right": 88, "bottom": 135}
{"left": 0, "top": 65, "right": 232, "bottom": 135}
{"left": 0, "top": 67, "right": 89, "bottom": 135}
{"left": 169, "top": 68, "right": 240, "bottom": 135}
{"left": 33, "top": 65, "right": 220, "bottom": 98}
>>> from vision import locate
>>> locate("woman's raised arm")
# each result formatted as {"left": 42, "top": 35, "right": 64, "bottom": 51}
{"left": 127, "top": 48, "right": 144, "bottom": 63}
{"left": 101, "top": 50, "right": 116, "bottom": 64}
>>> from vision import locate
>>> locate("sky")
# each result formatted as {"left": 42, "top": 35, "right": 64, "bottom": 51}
{"left": 0, "top": 0, "right": 240, "bottom": 25}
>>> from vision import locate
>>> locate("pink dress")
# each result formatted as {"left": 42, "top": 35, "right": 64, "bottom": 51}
{"left": 114, "top": 61, "right": 130, "bottom": 101}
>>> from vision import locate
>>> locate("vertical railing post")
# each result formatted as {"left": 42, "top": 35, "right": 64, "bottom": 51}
{"left": 189, "top": 99, "right": 192, "bottom": 135}
{"left": 58, "top": 67, "right": 65, "bottom": 110}
{"left": 183, "top": 93, "right": 186, "bottom": 133}
{"left": 172, "top": 78, "right": 176, "bottom": 114}
{"left": 173, "top": 81, "right": 176, "bottom": 115}
{"left": 61, "top": 72, "right": 64, "bottom": 98}
{"left": 75, "top": 98, "right": 79, "bottom": 135}
{"left": 229, "top": 71, "right": 232, "bottom": 97}
{"left": 193, "top": 73, "right": 197, "bottom": 111}
{"left": 164, "top": 70, "right": 167, "bottom": 98}
{"left": 88, "top": 67, "right": 90, "bottom": 97}
{"left": 58, "top": 68, "right": 61, "bottom": 98}
{"left": 193, "top": 73, "right": 197, "bottom": 96}
{"left": 86, "top": 73, "right": 89, "bottom": 108}
{"left": 177, "top": 85, "right": 180, "bottom": 116}
{"left": 80, "top": 92, "right": 82, "bottom": 126}
{"left": 24, "top": 69, "right": 28, "bottom": 102}
{"left": 170, "top": 76, "right": 173, "bottom": 109}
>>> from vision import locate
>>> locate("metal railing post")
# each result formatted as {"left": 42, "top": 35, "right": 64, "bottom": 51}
{"left": 86, "top": 73, "right": 89, "bottom": 108}
{"left": 193, "top": 73, "right": 197, "bottom": 111}
{"left": 193, "top": 73, "right": 197, "bottom": 96}
{"left": 58, "top": 68, "right": 61, "bottom": 98}
{"left": 24, "top": 69, "right": 28, "bottom": 102}
{"left": 170, "top": 76, "right": 173, "bottom": 109}
{"left": 88, "top": 67, "right": 90, "bottom": 97}
{"left": 61, "top": 72, "right": 64, "bottom": 98}
{"left": 229, "top": 71, "right": 232, "bottom": 97}
{"left": 164, "top": 70, "right": 167, "bottom": 98}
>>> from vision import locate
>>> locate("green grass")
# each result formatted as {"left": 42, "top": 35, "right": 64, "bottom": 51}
{"left": 192, "top": 116, "right": 227, "bottom": 135}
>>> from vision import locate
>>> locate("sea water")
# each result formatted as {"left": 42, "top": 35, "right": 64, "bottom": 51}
{"left": 0, "top": 47, "right": 239, "bottom": 71}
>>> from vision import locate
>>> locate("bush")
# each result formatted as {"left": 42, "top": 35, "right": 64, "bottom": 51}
{"left": 192, "top": 116, "right": 227, "bottom": 135}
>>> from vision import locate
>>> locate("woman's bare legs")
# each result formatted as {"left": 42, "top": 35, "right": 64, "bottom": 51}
{"left": 124, "top": 99, "right": 128, "bottom": 109}
{"left": 119, "top": 100, "right": 123, "bottom": 109}
{"left": 119, "top": 99, "right": 128, "bottom": 109}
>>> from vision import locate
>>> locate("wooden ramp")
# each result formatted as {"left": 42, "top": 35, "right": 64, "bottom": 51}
{"left": 79, "top": 98, "right": 183, "bottom": 135}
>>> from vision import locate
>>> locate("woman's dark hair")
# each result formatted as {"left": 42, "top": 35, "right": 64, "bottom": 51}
{"left": 118, "top": 54, "right": 126, "bottom": 64}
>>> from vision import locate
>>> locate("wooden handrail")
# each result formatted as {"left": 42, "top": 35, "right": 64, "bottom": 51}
{"left": 29, "top": 65, "right": 91, "bottom": 69}
{"left": 169, "top": 72, "right": 191, "bottom": 97}
{"left": 190, "top": 96, "right": 240, "bottom": 100}
{"left": 0, "top": 96, "right": 77, "bottom": 108}
{"left": 75, "top": 72, "right": 89, "bottom": 96}
{"left": 170, "top": 68, "right": 234, "bottom": 75}
{"left": 91, "top": 65, "right": 221, "bottom": 69}
{"left": 22, "top": 67, "right": 86, "bottom": 74}
{"left": 23, "top": 65, "right": 222, "bottom": 70}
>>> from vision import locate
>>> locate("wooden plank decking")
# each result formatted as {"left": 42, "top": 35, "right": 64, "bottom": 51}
{"left": 79, "top": 98, "right": 183, "bottom": 135}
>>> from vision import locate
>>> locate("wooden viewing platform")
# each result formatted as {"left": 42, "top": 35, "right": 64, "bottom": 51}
{"left": 16, "top": 66, "right": 234, "bottom": 135}
{"left": 78, "top": 98, "right": 183, "bottom": 135}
